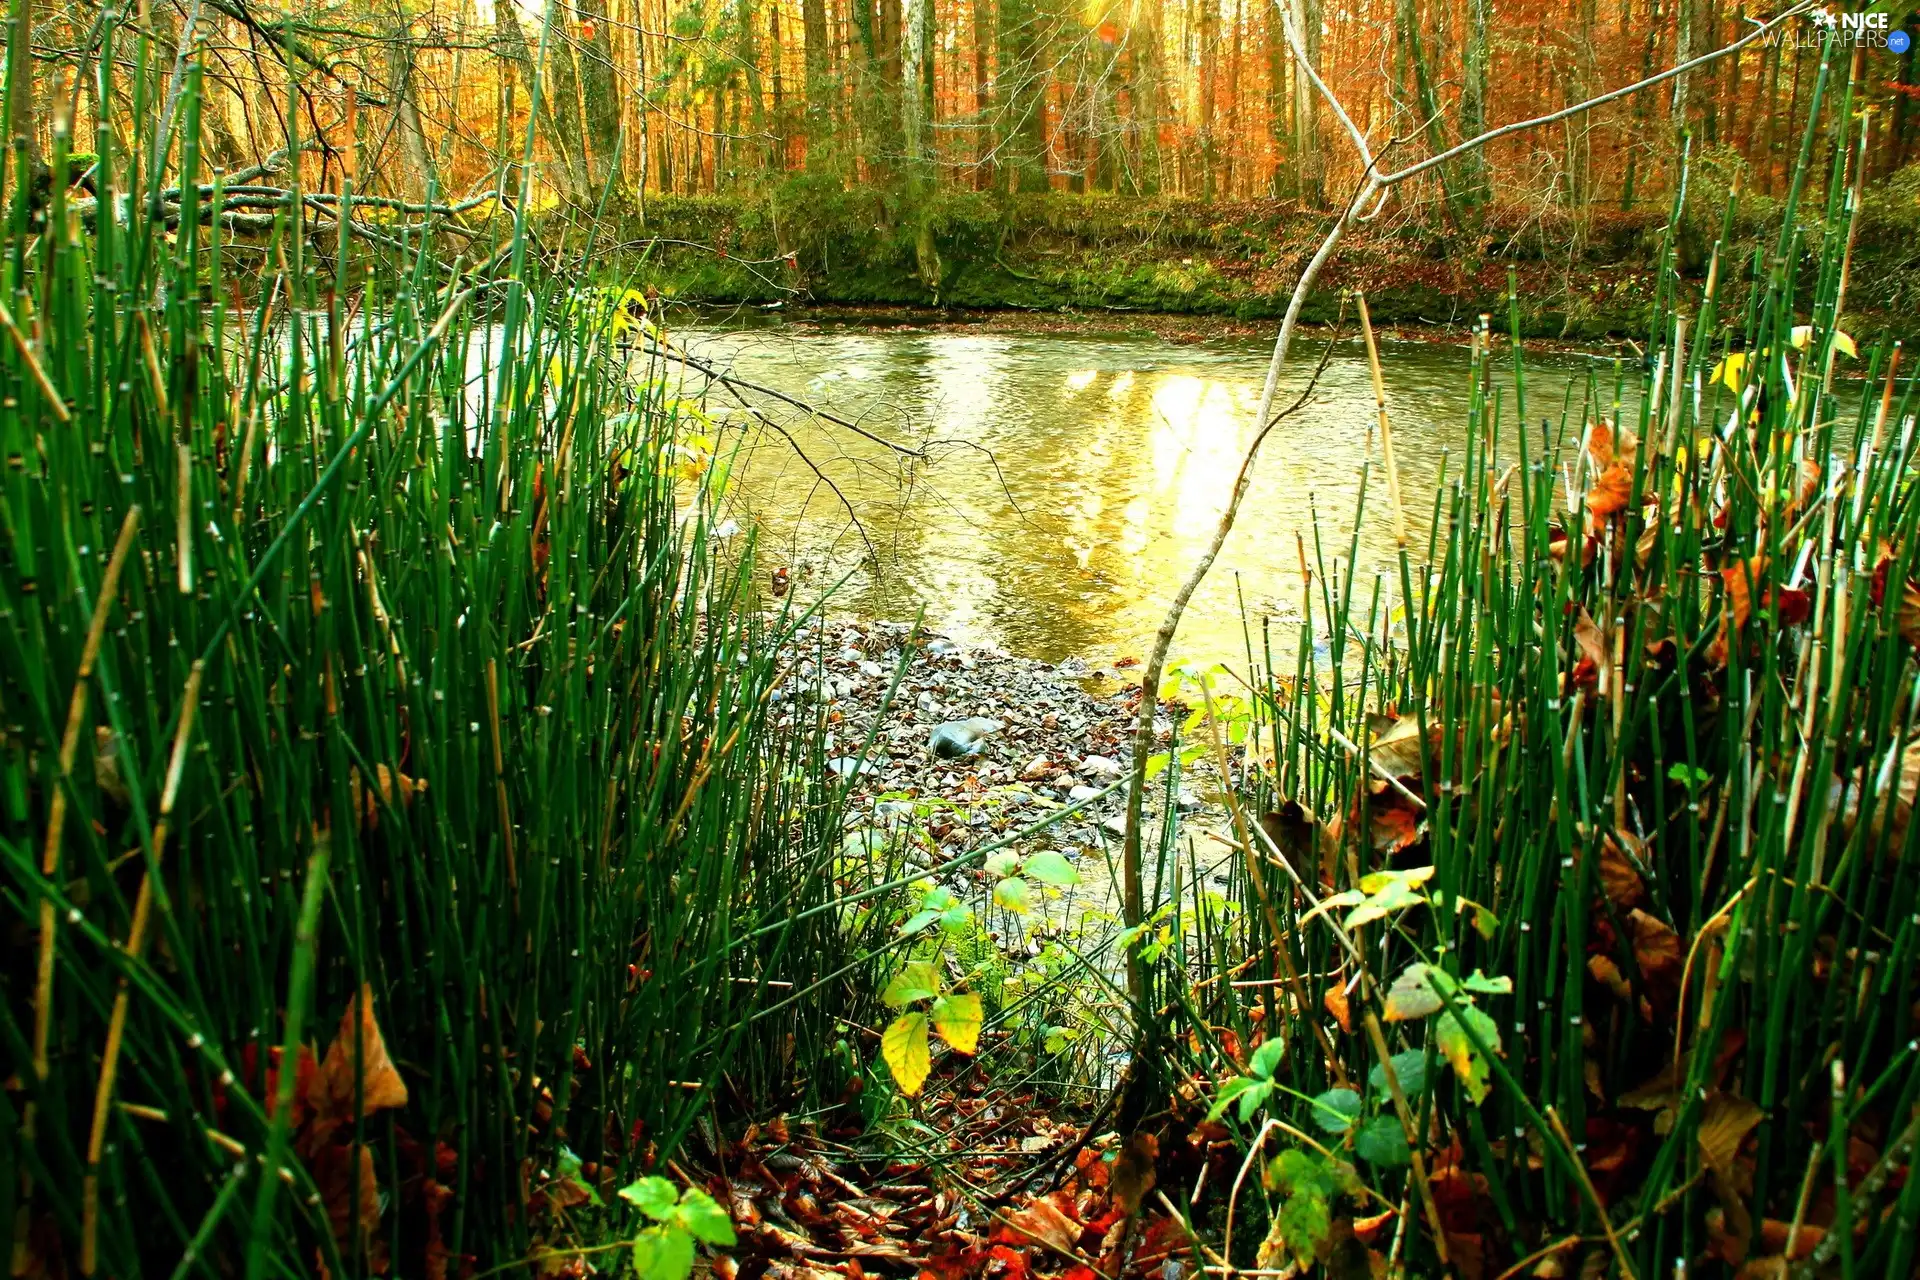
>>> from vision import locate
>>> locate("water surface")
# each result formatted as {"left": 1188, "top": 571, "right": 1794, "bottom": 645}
{"left": 672, "top": 322, "right": 1636, "bottom": 666}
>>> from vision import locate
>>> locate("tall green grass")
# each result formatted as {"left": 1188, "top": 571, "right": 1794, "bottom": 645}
{"left": 0, "top": 26, "right": 859, "bottom": 1280}
{"left": 1175, "top": 44, "right": 1920, "bottom": 1278}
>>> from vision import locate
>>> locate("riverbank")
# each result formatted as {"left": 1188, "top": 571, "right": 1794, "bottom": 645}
{"left": 585, "top": 177, "right": 1920, "bottom": 341}
{"left": 774, "top": 618, "right": 1221, "bottom": 913}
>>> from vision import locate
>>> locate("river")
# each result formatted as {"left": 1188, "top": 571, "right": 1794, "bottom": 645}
{"left": 666, "top": 319, "right": 1641, "bottom": 668}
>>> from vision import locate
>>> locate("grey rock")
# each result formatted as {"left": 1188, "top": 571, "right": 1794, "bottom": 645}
{"left": 929, "top": 717, "right": 1002, "bottom": 759}
{"left": 1068, "top": 784, "right": 1102, "bottom": 802}
{"left": 826, "top": 757, "right": 876, "bottom": 778}
{"left": 1081, "top": 754, "right": 1123, "bottom": 778}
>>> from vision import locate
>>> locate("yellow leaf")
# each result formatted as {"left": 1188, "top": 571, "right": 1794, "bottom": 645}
{"left": 1789, "top": 325, "right": 1858, "bottom": 358}
{"left": 881, "top": 1012, "right": 932, "bottom": 1095}
{"left": 931, "top": 992, "right": 983, "bottom": 1054}
{"left": 1712, "top": 352, "right": 1748, "bottom": 391}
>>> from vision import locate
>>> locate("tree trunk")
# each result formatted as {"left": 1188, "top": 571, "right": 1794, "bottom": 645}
{"left": 770, "top": 2, "right": 788, "bottom": 170}
{"left": 578, "top": 0, "right": 624, "bottom": 201}
{"left": 1265, "top": 0, "right": 1287, "bottom": 196}
{"left": 1292, "top": 0, "right": 1322, "bottom": 205}
{"left": 999, "top": 0, "right": 1050, "bottom": 191}
{"left": 1394, "top": 0, "right": 1459, "bottom": 222}
{"left": 1199, "top": 0, "right": 1217, "bottom": 200}
{"left": 1460, "top": 0, "right": 1490, "bottom": 207}
{"left": 972, "top": 0, "right": 995, "bottom": 187}
{"left": 803, "top": 0, "right": 831, "bottom": 165}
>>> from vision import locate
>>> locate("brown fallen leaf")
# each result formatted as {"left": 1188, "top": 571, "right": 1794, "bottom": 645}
{"left": 1323, "top": 981, "right": 1354, "bottom": 1034}
{"left": 1598, "top": 834, "right": 1647, "bottom": 908}
{"left": 1627, "top": 909, "right": 1682, "bottom": 994}
{"left": 1571, "top": 609, "right": 1609, "bottom": 690}
{"left": 311, "top": 984, "right": 410, "bottom": 1143}
{"left": 1110, "top": 1133, "right": 1158, "bottom": 1216}
{"left": 998, "top": 1194, "right": 1082, "bottom": 1260}
{"left": 1697, "top": 1091, "right": 1764, "bottom": 1176}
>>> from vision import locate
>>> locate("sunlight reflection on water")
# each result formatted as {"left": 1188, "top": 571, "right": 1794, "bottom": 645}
{"left": 663, "top": 322, "right": 1645, "bottom": 666}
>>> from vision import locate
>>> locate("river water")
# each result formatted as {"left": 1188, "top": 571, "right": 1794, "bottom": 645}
{"left": 669, "top": 320, "right": 1639, "bottom": 667}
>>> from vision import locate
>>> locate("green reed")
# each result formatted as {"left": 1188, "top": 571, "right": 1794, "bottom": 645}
{"left": 0, "top": 21, "right": 860, "bottom": 1280}
{"left": 1178, "top": 43, "right": 1920, "bottom": 1279}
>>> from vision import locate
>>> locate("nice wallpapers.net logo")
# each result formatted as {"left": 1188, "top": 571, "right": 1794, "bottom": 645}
{"left": 1770, "top": 7, "right": 1914, "bottom": 51}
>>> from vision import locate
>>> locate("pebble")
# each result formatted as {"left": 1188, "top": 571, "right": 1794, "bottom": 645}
{"left": 929, "top": 717, "right": 1003, "bottom": 759}
{"left": 762, "top": 618, "right": 1225, "bottom": 913}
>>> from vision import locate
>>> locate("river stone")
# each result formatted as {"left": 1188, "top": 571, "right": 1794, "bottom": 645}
{"left": 929, "top": 717, "right": 1002, "bottom": 759}
{"left": 826, "top": 757, "right": 875, "bottom": 778}
{"left": 1068, "top": 784, "right": 1102, "bottom": 802}
{"left": 1081, "top": 754, "right": 1123, "bottom": 777}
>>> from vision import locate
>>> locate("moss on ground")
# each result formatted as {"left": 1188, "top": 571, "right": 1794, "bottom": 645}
{"left": 575, "top": 173, "right": 1920, "bottom": 340}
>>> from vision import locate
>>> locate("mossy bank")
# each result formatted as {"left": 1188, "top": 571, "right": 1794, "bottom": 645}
{"left": 579, "top": 166, "right": 1920, "bottom": 340}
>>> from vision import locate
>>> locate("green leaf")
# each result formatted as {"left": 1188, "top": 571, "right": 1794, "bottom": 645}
{"left": 898, "top": 910, "right": 940, "bottom": 937}
{"left": 1268, "top": 1149, "right": 1328, "bottom": 1196}
{"left": 1357, "top": 866, "right": 1435, "bottom": 894}
{"left": 1023, "top": 850, "right": 1080, "bottom": 886}
{"left": 1206, "top": 1075, "right": 1265, "bottom": 1122}
{"left": 1667, "top": 762, "right": 1710, "bottom": 790}
{"left": 923, "top": 886, "right": 957, "bottom": 910}
{"left": 1344, "top": 876, "right": 1428, "bottom": 930}
{"left": 1308, "top": 1087, "right": 1362, "bottom": 1134}
{"left": 1277, "top": 1186, "right": 1332, "bottom": 1265}
{"left": 1249, "top": 1037, "right": 1287, "bottom": 1080}
{"left": 1144, "top": 742, "right": 1206, "bottom": 781}
{"left": 1236, "top": 1079, "right": 1274, "bottom": 1122}
{"left": 1461, "top": 969, "right": 1512, "bottom": 996}
{"left": 882, "top": 961, "right": 942, "bottom": 1008}
{"left": 1435, "top": 1004, "right": 1502, "bottom": 1106}
{"left": 1383, "top": 963, "right": 1448, "bottom": 1021}
{"left": 631, "top": 1225, "right": 696, "bottom": 1280}
{"left": 984, "top": 851, "right": 1022, "bottom": 876}
{"left": 993, "top": 876, "right": 1033, "bottom": 913}
{"left": 619, "top": 1176, "right": 680, "bottom": 1221}
{"left": 1297, "top": 889, "right": 1365, "bottom": 930}
{"left": 931, "top": 992, "right": 983, "bottom": 1054}
{"left": 881, "top": 1012, "right": 933, "bottom": 1095}
{"left": 675, "top": 1188, "right": 736, "bottom": 1246}
{"left": 939, "top": 904, "right": 972, "bottom": 930}
{"left": 559, "top": 1146, "right": 604, "bottom": 1206}
{"left": 1354, "top": 1115, "right": 1412, "bottom": 1167}
{"left": 1368, "top": 1049, "right": 1429, "bottom": 1097}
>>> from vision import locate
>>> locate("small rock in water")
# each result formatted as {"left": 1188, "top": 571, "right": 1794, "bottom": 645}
{"left": 926, "top": 638, "right": 959, "bottom": 657}
{"left": 1081, "top": 754, "right": 1123, "bottom": 778}
{"left": 838, "top": 647, "right": 865, "bottom": 664}
{"left": 1068, "top": 784, "right": 1102, "bottom": 802}
{"left": 917, "top": 691, "right": 941, "bottom": 714}
{"left": 929, "top": 717, "right": 1003, "bottom": 759}
{"left": 859, "top": 660, "right": 885, "bottom": 678}
{"left": 826, "top": 757, "right": 876, "bottom": 778}
{"left": 1101, "top": 815, "right": 1128, "bottom": 837}
{"left": 1056, "top": 656, "right": 1091, "bottom": 677}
